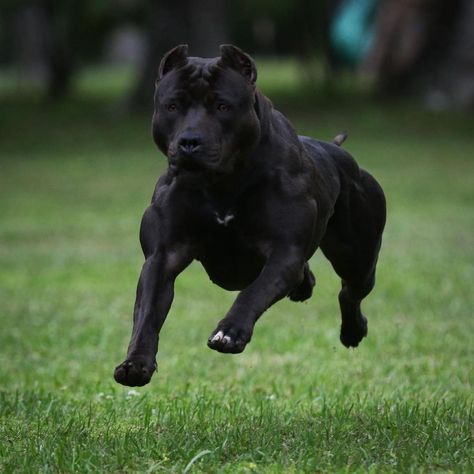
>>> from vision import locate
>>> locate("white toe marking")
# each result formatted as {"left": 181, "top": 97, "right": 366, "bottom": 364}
{"left": 212, "top": 331, "right": 224, "bottom": 342}
{"left": 222, "top": 335, "right": 231, "bottom": 344}
{"left": 215, "top": 212, "right": 235, "bottom": 226}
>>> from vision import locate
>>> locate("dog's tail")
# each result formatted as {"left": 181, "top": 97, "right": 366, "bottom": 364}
{"left": 332, "top": 131, "right": 348, "bottom": 146}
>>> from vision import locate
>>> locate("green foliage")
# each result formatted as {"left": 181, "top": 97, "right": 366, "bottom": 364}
{"left": 0, "top": 63, "right": 473, "bottom": 472}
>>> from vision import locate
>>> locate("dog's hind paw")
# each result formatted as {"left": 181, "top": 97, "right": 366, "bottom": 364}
{"left": 114, "top": 358, "right": 156, "bottom": 387}
{"left": 207, "top": 324, "right": 251, "bottom": 354}
{"left": 288, "top": 268, "right": 315, "bottom": 302}
{"left": 340, "top": 315, "right": 368, "bottom": 348}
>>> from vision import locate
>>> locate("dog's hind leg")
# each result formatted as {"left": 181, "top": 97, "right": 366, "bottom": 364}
{"left": 288, "top": 263, "right": 315, "bottom": 302}
{"left": 320, "top": 169, "right": 386, "bottom": 347}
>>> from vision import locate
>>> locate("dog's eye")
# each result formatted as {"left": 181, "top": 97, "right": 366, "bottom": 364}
{"left": 217, "top": 103, "right": 231, "bottom": 112}
{"left": 167, "top": 104, "right": 177, "bottom": 112}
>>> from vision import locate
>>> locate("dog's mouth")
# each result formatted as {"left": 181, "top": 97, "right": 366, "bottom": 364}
{"left": 169, "top": 153, "right": 221, "bottom": 174}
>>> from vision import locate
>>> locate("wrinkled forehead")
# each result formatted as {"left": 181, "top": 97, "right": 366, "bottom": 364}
{"left": 157, "top": 57, "right": 252, "bottom": 102}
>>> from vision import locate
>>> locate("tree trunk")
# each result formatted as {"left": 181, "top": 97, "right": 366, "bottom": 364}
{"left": 364, "top": 0, "right": 470, "bottom": 106}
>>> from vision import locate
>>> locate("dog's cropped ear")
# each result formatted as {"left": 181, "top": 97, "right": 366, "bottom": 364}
{"left": 158, "top": 44, "right": 188, "bottom": 79}
{"left": 219, "top": 45, "right": 257, "bottom": 85}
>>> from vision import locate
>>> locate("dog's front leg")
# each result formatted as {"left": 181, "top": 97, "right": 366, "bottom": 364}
{"left": 114, "top": 207, "right": 190, "bottom": 387}
{"left": 114, "top": 255, "right": 173, "bottom": 386}
{"left": 208, "top": 247, "right": 305, "bottom": 354}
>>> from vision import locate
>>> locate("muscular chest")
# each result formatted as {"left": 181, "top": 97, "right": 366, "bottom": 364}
{"left": 193, "top": 203, "right": 267, "bottom": 290}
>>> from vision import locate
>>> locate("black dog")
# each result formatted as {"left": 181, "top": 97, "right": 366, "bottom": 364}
{"left": 114, "top": 45, "right": 386, "bottom": 387}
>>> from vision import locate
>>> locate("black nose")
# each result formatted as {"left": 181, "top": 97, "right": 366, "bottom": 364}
{"left": 178, "top": 135, "right": 202, "bottom": 155}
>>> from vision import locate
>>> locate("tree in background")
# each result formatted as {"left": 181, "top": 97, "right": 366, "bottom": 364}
{"left": 362, "top": 0, "right": 474, "bottom": 108}
{"left": 3, "top": 0, "right": 143, "bottom": 100}
{"left": 2, "top": 0, "right": 473, "bottom": 108}
{"left": 126, "top": 0, "right": 330, "bottom": 110}
{"left": 125, "top": 0, "right": 228, "bottom": 110}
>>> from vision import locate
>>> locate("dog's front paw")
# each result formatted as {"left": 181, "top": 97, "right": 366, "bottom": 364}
{"left": 207, "top": 323, "right": 252, "bottom": 354}
{"left": 340, "top": 314, "right": 368, "bottom": 348}
{"left": 114, "top": 357, "right": 156, "bottom": 387}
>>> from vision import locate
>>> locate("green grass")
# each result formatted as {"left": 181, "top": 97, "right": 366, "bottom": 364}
{"left": 0, "top": 63, "right": 473, "bottom": 472}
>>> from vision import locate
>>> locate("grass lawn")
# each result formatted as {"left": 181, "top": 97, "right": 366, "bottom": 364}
{"left": 0, "top": 63, "right": 473, "bottom": 472}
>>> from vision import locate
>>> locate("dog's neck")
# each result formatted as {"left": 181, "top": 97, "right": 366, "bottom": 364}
{"left": 202, "top": 162, "right": 263, "bottom": 215}
{"left": 254, "top": 89, "right": 273, "bottom": 140}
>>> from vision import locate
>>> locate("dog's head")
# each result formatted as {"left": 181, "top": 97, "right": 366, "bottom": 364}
{"left": 152, "top": 45, "right": 261, "bottom": 176}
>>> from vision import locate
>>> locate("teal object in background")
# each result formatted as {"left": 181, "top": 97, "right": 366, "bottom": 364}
{"left": 330, "top": 0, "right": 379, "bottom": 67}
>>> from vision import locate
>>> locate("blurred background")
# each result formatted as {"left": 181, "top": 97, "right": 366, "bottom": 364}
{"left": 1, "top": 0, "right": 474, "bottom": 109}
